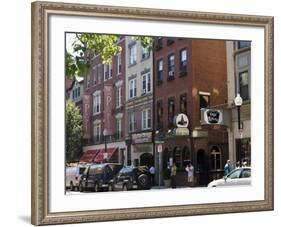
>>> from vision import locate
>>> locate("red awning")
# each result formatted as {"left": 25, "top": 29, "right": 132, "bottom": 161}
{"left": 93, "top": 148, "right": 117, "bottom": 163}
{"left": 80, "top": 149, "right": 100, "bottom": 163}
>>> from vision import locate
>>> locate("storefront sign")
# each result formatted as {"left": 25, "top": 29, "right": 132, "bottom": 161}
{"left": 174, "top": 113, "right": 189, "bottom": 128}
{"left": 192, "top": 130, "right": 208, "bottom": 138}
{"left": 132, "top": 132, "right": 152, "bottom": 144}
{"left": 201, "top": 109, "right": 223, "bottom": 125}
{"left": 174, "top": 128, "right": 189, "bottom": 136}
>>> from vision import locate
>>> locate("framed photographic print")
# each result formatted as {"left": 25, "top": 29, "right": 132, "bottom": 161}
{"left": 31, "top": 1, "right": 274, "bottom": 225}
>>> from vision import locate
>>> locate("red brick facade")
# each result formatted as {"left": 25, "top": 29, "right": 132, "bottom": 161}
{"left": 154, "top": 38, "right": 229, "bottom": 185}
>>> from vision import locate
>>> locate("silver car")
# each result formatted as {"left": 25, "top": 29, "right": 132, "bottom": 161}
{"left": 208, "top": 167, "right": 251, "bottom": 188}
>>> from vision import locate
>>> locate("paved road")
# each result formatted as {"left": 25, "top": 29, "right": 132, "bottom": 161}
{"left": 65, "top": 186, "right": 202, "bottom": 195}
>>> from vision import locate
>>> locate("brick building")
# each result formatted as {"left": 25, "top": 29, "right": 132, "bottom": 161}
{"left": 154, "top": 37, "right": 229, "bottom": 185}
{"left": 81, "top": 37, "right": 127, "bottom": 165}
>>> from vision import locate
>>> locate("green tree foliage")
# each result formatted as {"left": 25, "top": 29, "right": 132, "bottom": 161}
{"left": 66, "top": 33, "right": 122, "bottom": 79}
{"left": 66, "top": 33, "right": 154, "bottom": 79}
{"left": 66, "top": 100, "right": 83, "bottom": 163}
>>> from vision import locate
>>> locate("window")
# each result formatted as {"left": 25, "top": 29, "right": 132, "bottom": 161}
{"left": 238, "top": 41, "right": 251, "bottom": 49}
{"left": 168, "top": 54, "right": 175, "bottom": 79}
{"left": 168, "top": 97, "right": 175, "bottom": 128}
{"left": 92, "top": 66, "right": 97, "bottom": 85}
{"left": 108, "top": 63, "right": 112, "bottom": 78}
{"left": 129, "top": 44, "right": 137, "bottom": 65}
{"left": 93, "top": 93, "right": 101, "bottom": 114}
{"left": 117, "top": 53, "right": 122, "bottom": 74}
{"left": 128, "top": 112, "right": 136, "bottom": 132}
{"left": 86, "top": 75, "right": 91, "bottom": 88}
{"left": 72, "top": 87, "right": 81, "bottom": 99}
{"left": 180, "top": 93, "right": 187, "bottom": 114}
{"left": 141, "top": 46, "right": 150, "bottom": 59}
{"left": 116, "top": 86, "right": 122, "bottom": 108}
{"left": 167, "top": 37, "right": 175, "bottom": 45}
{"left": 180, "top": 49, "right": 187, "bottom": 73}
{"left": 156, "top": 37, "right": 163, "bottom": 50}
{"left": 142, "top": 72, "right": 151, "bottom": 95}
{"left": 142, "top": 109, "right": 152, "bottom": 130}
{"left": 97, "top": 64, "right": 102, "bottom": 84}
{"left": 104, "top": 64, "right": 109, "bottom": 81}
{"left": 199, "top": 94, "right": 210, "bottom": 110}
{"left": 157, "top": 59, "right": 163, "bottom": 82}
{"left": 156, "top": 100, "right": 163, "bottom": 130}
{"left": 210, "top": 147, "right": 222, "bottom": 170}
{"left": 93, "top": 123, "right": 101, "bottom": 142}
{"left": 115, "top": 118, "right": 122, "bottom": 139}
{"left": 129, "top": 78, "right": 137, "bottom": 99}
{"left": 228, "top": 169, "right": 242, "bottom": 179}
{"left": 77, "top": 87, "right": 80, "bottom": 97}
{"left": 236, "top": 138, "right": 251, "bottom": 165}
{"left": 239, "top": 71, "right": 249, "bottom": 100}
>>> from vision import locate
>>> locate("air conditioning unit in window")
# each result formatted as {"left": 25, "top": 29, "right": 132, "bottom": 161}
{"left": 168, "top": 71, "right": 174, "bottom": 77}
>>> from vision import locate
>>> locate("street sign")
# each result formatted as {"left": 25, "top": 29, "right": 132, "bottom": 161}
{"left": 155, "top": 140, "right": 165, "bottom": 144}
{"left": 157, "top": 144, "right": 163, "bottom": 153}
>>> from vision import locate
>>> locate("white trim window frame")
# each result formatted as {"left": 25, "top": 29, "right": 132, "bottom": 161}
{"left": 141, "top": 46, "right": 150, "bottom": 60}
{"left": 128, "top": 111, "right": 136, "bottom": 132}
{"left": 129, "top": 78, "right": 137, "bottom": 99}
{"left": 129, "top": 44, "right": 137, "bottom": 65}
{"left": 108, "top": 63, "right": 112, "bottom": 79}
{"left": 117, "top": 53, "right": 122, "bottom": 75}
{"left": 116, "top": 86, "right": 122, "bottom": 108}
{"left": 142, "top": 108, "right": 152, "bottom": 130}
{"left": 93, "top": 92, "right": 101, "bottom": 114}
{"left": 104, "top": 64, "right": 109, "bottom": 81}
{"left": 142, "top": 72, "right": 151, "bottom": 95}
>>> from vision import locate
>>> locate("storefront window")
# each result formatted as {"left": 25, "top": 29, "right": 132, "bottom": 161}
{"left": 210, "top": 146, "right": 222, "bottom": 170}
{"left": 236, "top": 138, "right": 251, "bottom": 166}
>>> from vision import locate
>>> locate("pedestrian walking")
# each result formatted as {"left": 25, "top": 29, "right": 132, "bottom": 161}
{"left": 224, "top": 160, "right": 232, "bottom": 176}
{"left": 171, "top": 163, "right": 177, "bottom": 188}
{"left": 185, "top": 162, "right": 194, "bottom": 186}
{"left": 235, "top": 161, "right": 241, "bottom": 169}
{"left": 149, "top": 165, "right": 155, "bottom": 186}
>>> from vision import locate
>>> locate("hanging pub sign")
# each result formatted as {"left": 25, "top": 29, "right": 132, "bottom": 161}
{"left": 201, "top": 108, "right": 223, "bottom": 125}
{"left": 174, "top": 113, "right": 189, "bottom": 128}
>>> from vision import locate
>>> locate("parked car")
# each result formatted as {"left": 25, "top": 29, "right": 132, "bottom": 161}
{"left": 207, "top": 167, "right": 251, "bottom": 188}
{"left": 110, "top": 166, "right": 152, "bottom": 191}
{"left": 79, "top": 163, "right": 123, "bottom": 192}
{"left": 66, "top": 165, "right": 88, "bottom": 191}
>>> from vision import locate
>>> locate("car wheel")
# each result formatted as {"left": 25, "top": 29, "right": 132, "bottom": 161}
{"left": 70, "top": 182, "right": 74, "bottom": 191}
{"left": 79, "top": 183, "right": 84, "bottom": 192}
{"left": 108, "top": 183, "right": 114, "bottom": 192}
{"left": 123, "top": 183, "right": 128, "bottom": 191}
{"left": 93, "top": 183, "right": 99, "bottom": 192}
{"left": 138, "top": 174, "right": 149, "bottom": 189}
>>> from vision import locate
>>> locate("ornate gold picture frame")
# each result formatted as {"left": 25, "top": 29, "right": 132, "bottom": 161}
{"left": 31, "top": 1, "right": 273, "bottom": 225}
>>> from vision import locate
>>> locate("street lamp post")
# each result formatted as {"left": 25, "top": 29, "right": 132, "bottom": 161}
{"left": 234, "top": 93, "right": 243, "bottom": 130}
{"left": 103, "top": 129, "right": 108, "bottom": 162}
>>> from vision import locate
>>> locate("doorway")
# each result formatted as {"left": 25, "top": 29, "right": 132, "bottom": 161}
{"left": 196, "top": 149, "right": 208, "bottom": 186}
{"left": 140, "top": 153, "right": 154, "bottom": 167}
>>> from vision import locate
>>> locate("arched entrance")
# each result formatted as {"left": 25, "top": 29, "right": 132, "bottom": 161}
{"left": 140, "top": 153, "right": 154, "bottom": 167}
{"left": 196, "top": 149, "right": 208, "bottom": 186}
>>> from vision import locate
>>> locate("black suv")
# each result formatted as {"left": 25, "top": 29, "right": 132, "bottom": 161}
{"left": 111, "top": 166, "right": 152, "bottom": 191}
{"left": 79, "top": 163, "right": 123, "bottom": 192}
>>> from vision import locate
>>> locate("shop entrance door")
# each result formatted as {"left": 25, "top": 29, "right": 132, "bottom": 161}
{"left": 140, "top": 153, "right": 154, "bottom": 167}
{"left": 196, "top": 149, "right": 208, "bottom": 186}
